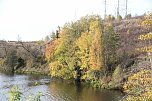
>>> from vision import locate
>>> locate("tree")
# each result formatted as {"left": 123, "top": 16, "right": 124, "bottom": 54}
{"left": 89, "top": 20, "right": 104, "bottom": 70}
{"left": 125, "top": 14, "right": 132, "bottom": 19}
{"left": 18, "top": 41, "right": 37, "bottom": 58}
{"left": 77, "top": 15, "right": 102, "bottom": 34}
{"left": 47, "top": 15, "right": 104, "bottom": 79}
{"left": 75, "top": 31, "right": 92, "bottom": 70}
{"left": 45, "top": 40, "right": 58, "bottom": 61}
{"left": 48, "top": 24, "right": 79, "bottom": 79}
{"left": 44, "top": 35, "right": 50, "bottom": 42}
{"left": 117, "top": 15, "right": 122, "bottom": 21}
{"left": 50, "top": 31, "right": 56, "bottom": 41}
{"left": 5, "top": 49, "right": 17, "bottom": 71}
{"left": 106, "top": 15, "right": 115, "bottom": 22}
{"left": 104, "top": 25, "right": 119, "bottom": 73}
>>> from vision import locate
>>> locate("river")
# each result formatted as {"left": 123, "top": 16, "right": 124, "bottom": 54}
{"left": 0, "top": 72, "right": 123, "bottom": 101}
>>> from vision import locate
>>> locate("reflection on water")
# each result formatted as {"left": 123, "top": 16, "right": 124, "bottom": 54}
{"left": 0, "top": 73, "right": 123, "bottom": 101}
{"left": 48, "top": 80, "right": 123, "bottom": 101}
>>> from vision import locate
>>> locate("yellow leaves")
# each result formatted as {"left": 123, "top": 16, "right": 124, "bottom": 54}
{"left": 143, "top": 91, "right": 152, "bottom": 100}
{"left": 75, "top": 19, "right": 104, "bottom": 71}
{"left": 123, "top": 70, "right": 152, "bottom": 100}
{"left": 138, "top": 32, "right": 152, "bottom": 40}
{"left": 89, "top": 20, "right": 102, "bottom": 33}
{"left": 137, "top": 32, "right": 152, "bottom": 53}
{"left": 75, "top": 32, "right": 92, "bottom": 69}
{"left": 49, "top": 60, "right": 74, "bottom": 79}
{"left": 141, "top": 12, "right": 152, "bottom": 28}
{"left": 46, "top": 15, "right": 105, "bottom": 79}
{"left": 136, "top": 45, "right": 152, "bottom": 53}
{"left": 49, "top": 61, "right": 61, "bottom": 76}
{"left": 89, "top": 21, "right": 104, "bottom": 70}
{"left": 141, "top": 19, "right": 152, "bottom": 28}
{"left": 76, "top": 32, "right": 92, "bottom": 51}
{"left": 127, "top": 70, "right": 151, "bottom": 82}
{"left": 133, "top": 16, "right": 152, "bottom": 99}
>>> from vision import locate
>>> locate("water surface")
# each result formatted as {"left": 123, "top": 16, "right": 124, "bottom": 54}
{"left": 0, "top": 73, "right": 123, "bottom": 101}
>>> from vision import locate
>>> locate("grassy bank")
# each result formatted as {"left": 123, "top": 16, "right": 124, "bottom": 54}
{"left": 15, "top": 67, "right": 50, "bottom": 75}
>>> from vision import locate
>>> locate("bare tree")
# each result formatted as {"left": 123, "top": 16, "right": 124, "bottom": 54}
{"left": 17, "top": 36, "right": 37, "bottom": 59}
{"left": 18, "top": 41, "right": 37, "bottom": 58}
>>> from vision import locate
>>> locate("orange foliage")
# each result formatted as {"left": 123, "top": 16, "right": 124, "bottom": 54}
{"left": 89, "top": 21, "right": 104, "bottom": 70}
{"left": 45, "top": 40, "right": 58, "bottom": 61}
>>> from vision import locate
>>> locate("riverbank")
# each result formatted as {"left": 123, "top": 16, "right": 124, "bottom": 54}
{"left": 0, "top": 65, "right": 124, "bottom": 91}
{"left": 15, "top": 67, "right": 50, "bottom": 75}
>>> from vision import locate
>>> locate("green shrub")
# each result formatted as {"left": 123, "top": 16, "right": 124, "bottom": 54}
{"left": 9, "top": 86, "right": 22, "bottom": 101}
{"left": 112, "top": 65, "right": 123, "bottom": 83}
{"left": 117, "top": 15, "right": 122, "bottom": 21}
{"left": 0, "top": 58, "right": 5, "bottom": 67}
{"left": 8, "top": 86, "right": 43, "bottom": 101}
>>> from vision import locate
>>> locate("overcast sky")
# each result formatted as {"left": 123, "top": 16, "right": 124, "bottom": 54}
{"left": 0, "top": 0, "right": 152, "bottom": 41}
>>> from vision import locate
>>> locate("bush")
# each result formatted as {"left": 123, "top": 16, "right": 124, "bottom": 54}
{"left": 117, "top": 15, "right": 122, "bottom": 21}
{"left": 123, "top": 70, "right": 152, "bottom": 101}
{"left": 9, "top": 86, "right": 22, "bottom": 101}
{"left": 112, "top": 65, "right": 123, "bottom": 83}
{"left": 6, "top": 50, "right": 17, "bottom": 68}
{"left": 0, "top": 58, "right": 5, "bottom": 67}
{"left": 9, "top": 85, "right": 43, "bottom": 101}
{"left": 106, "top": 15, "right": 115, "bottom": 21}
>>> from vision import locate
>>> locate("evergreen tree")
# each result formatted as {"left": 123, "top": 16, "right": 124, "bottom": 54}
{"left": 104, "top": 25, "right": 119, "bottom": 73}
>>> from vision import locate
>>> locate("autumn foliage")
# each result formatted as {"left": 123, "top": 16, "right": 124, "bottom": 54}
{"left": 45, "top": 15, "right": 107, "bottom": 79}
{"left": 44, "top": 13, "right": 152, "bottom": 101}
{"left": 45, "top": 40, "right": 58, "bottom": 61}
{"left": 123, "top": 70, "right": 152, "bottom": 101}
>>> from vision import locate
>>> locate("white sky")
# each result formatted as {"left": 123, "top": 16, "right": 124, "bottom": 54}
{"left": 0, "top": 0, "right": 151, "bottom": 41}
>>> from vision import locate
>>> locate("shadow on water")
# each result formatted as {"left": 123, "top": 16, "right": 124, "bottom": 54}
{"left": 0, "top": 71, "right": 14, "bottom": 77}
{"left": 48, "top": 79, "right": 123, "bottom": 101}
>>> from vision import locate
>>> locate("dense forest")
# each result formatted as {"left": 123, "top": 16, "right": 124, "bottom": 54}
{"left": 0, "top": 12, "right": 152, "bottom": 100}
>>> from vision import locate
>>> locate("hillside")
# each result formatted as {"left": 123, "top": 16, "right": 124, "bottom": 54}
{"left": 0, "top": 41, "right": 43, "bottom": 58}
{"left": 113, "top": 16, "right": 152, "bottom": 72}
{"left": 0, "top": 40, "right": 48, "bottom": 73}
